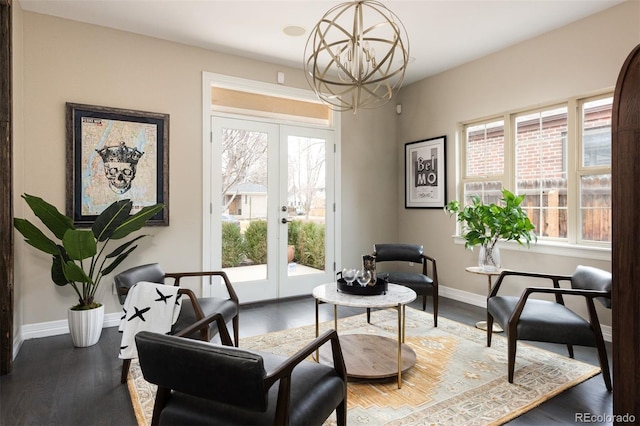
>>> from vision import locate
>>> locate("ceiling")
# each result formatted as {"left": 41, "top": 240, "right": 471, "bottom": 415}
{"left": 19, "top": 0, "right": 625, "bottom": 85}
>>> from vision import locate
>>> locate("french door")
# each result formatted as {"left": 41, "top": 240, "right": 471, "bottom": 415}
{"left": 208, "top": 116, "right": 335, "bottom": 303}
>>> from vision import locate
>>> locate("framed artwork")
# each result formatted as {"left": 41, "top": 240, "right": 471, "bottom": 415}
{"left": 405, "top": 136, "right": 446, "bottom": 209}
{"left": 66, "top": 103, "right": 169, "bottom": 226}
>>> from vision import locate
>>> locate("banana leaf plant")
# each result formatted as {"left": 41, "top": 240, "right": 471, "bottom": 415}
{"left": 14, "top": 194, "right": 164, "bottom": 310}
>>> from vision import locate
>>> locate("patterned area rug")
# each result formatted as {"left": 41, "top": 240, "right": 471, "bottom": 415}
{"left": 127, "top": 307, "right": 601, "bottom": 425}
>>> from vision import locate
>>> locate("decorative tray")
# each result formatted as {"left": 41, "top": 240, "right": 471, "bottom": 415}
{"left": 337, "top": 277, "right": 388, "bottom": 295}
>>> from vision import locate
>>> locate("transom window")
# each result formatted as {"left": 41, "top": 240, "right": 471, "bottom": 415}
{"left": 460, "top": 94, "right": 612, "bottom": 246}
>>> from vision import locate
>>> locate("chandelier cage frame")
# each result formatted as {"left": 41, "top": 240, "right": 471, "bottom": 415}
{"left": 304, "top": 0, "right": 410, "bottom": 113}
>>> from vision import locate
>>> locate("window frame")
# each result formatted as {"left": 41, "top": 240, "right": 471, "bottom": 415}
{"left": 455, "top": 92, "right": 612, "bottom": 260}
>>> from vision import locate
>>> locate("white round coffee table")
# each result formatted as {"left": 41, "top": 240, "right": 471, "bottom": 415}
{"left": 312, "top": 282, "right": 417, "bottom": 388}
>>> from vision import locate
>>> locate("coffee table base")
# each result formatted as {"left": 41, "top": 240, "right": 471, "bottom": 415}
{"left": 319, "top": 334, "right": 416, "bottom": 379}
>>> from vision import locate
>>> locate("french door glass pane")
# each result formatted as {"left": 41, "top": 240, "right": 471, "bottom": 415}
{"left": 286, "top": 136, "right": 326, "bottom": 278}
{"left": 221, "top": 127, "right": 269, "bottom": 281}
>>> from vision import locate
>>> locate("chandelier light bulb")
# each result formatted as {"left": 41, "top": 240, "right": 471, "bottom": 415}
{"left": 304, "top": 0, "right": 410, "bottom": 113}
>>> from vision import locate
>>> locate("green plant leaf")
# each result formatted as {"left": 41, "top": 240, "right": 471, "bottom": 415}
{"left": 92, "top": 199, "right": 132, "bottom": 242}
{"left": 444, "top": 189, "right": 536, "bottom": 248}
{"left": 62, "top": 260, "right": 92, "bottom": 283}
{"left": 110, "top": 203, "right": 164, "bottom": 240}
{"left": 13, "top": 218, "right": 59, "bottom": 255}
{"left": 21, "top": 194, "right": 74, "bottom": 240}
{"left": 101, "top": 246, "right": 137, "bottom": 276}
{"left": 51, "top": 254, "right": 72, "bottom": 286}
{"left": 63, "top": 229, "right": 97, "bottom": 260}
{"left": 105, "top": 235, "right": 144, "bottom": 258}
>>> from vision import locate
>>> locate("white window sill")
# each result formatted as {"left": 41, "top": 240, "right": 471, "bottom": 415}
{"left": 451, "top": 236, "right": 611, "bottom": 261}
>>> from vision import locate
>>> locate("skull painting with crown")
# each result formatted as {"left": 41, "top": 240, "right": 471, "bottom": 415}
{"left": 96, "top": 141, "right": 144, "bottom": 194}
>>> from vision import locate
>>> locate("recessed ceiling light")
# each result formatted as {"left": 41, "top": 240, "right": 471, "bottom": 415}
{"left": 283, "top": 25, "right": 306, "bottom": 37}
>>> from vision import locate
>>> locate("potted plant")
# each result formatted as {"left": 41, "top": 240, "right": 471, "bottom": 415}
{"left": 14, "top": 194, "right": 164, "bottom": 347}
{"left": 444, "top": 189, "right": 536, "bottom": 271}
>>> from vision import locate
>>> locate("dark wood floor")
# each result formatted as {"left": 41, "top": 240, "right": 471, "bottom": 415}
{"left": 0, "top": 296, "right": 613, "bottom": 425}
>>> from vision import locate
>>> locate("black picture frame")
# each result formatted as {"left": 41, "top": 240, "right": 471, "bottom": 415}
{"left": 66, "top": 103, "right": 169, "bottom": 226}
{"left": 404, "top": 136, "right": 447, "bottom": 209}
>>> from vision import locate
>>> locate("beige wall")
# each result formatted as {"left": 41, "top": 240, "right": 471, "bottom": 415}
{"left": 13, "top": 10, "right": 398, "bottom": 329}
{"left": 396, "top": 0, "right": 640, "bottom": 326}
{"left": 13, "top": 1, "right": 638, "bottom": 334}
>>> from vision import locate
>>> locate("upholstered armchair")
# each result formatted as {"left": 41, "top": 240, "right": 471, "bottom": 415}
{"left": 114, "top": 263, "right": 239, "bottom": 383}
{"left": 373, "top": 243, "right": 439, "bottom": 326}
{"left": 486, "top": 265, "right": 612, "bottom": 391}
{"left": 136, "top": 316, "right": 347, "bottom": 426}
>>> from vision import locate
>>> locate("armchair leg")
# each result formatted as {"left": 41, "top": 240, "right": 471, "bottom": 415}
{"left": 121, "top": 359, "right": 131, "bottom": 383}
{"left": 232, "top": 315, "right": 239, "bottom": 347}
{"left": 336, "top": 399, "right": 347, "bottom": 426}
{"left": 566, "top": 344, "right": 575, "bottom": 359}
{"left": 487, "top": 315, "right": 494, "bottom": 347}
{"left": 366, "top": 308, "right": 371, "bottom": 323}
{"left": 432, "top": 294, "right": 438, "bottom": 327}
{"left": 507, "top": 336, "right": 517, "bottom": 383}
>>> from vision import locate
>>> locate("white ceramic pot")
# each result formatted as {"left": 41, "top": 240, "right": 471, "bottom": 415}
{"left": 68, "top": 304, "right": 105, "bottom": 347}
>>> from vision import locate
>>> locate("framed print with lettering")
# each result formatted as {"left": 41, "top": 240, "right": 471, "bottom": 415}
{"left": 405, "top": 136, "right": 446, "bottom": 209}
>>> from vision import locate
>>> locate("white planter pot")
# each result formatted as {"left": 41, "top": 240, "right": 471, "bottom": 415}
{"left": 68, "top": 304, "right": 105, "bottom": 347}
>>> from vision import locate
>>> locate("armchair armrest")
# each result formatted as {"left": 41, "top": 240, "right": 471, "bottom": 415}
{"left": 165, "top": 270, "right": 239, "bottom": 303}
{"left": 264, "top": 329, "right": 346, "bottom": 386}
{"left": 421, "top": 254, "right": 438, "bottom": 284}
{"left": 509, "top": 285, "right": 611, "bottom": 327}
{"left": 173, "top": 311, "right": 234, "bottom": 346}
{"left": 489, "top": 270, "right": 573, "bottom": 298}
{"left": 263, "top": 329, "right": 346, "bottom": 426}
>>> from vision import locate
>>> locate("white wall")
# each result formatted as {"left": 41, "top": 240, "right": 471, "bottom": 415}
{"left": 395, "top": 0, "right": 640, "bottom": 327}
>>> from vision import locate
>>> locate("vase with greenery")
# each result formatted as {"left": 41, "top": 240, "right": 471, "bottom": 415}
{"left": 444, "top": 189, "right": 536, "bottom": 271}
{"left": 14, "top": 194, "right": 164, "bottom": 346}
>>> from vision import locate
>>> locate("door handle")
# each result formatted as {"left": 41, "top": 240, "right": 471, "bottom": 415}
{"left": 281, "top": 218, "right": 291, "bottom": 224}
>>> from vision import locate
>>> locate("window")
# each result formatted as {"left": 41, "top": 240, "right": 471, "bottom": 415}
{"left": 460, "top": 94, "right": 612, "bottom": 246}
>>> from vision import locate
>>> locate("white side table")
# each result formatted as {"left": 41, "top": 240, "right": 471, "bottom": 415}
{"left": 312, "top": 282, "right": 417, "bottom": 388}
{"left": 465, "top": 266, "right": 504, "bottom": 333}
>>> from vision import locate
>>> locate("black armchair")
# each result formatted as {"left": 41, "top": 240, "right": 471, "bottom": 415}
{"left": 135, "top": 316, "right": 347, "bottom": 426}
{"left": 114, "top": 263, "right": 239, "bottom": 383}
{"left": 373, "top": 243, "right": 439, "bottom": 326}
{"left": 487, "top": 265, "right": 612, "bottom": 391}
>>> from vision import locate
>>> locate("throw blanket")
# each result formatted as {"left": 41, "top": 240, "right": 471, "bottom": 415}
{"left": 119, "top": 281, "right": 182, "bottom": 360}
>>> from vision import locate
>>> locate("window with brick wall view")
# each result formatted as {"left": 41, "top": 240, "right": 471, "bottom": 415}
{"left": 461, "top": 95, "right": 612, "bottom": 245}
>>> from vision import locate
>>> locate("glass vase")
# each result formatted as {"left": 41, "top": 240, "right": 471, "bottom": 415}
{"left": 478, "top": 243, "right": 501, "bottom": 272}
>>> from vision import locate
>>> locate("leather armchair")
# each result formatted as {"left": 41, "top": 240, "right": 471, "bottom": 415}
{"left": 114, "top": 263, "right": 239, "bottom": 382}
{"left": 373, "top": 243, "right": 439, "bottom": 326}
{"left": 136, "top": 316, "right": 347, "bottom": 426}
{"left": 486, "top": 265, "right": 612, "bottom": 391}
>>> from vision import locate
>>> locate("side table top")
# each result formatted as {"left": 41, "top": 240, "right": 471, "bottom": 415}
{"left": 313, "top": 282, "right": 416, "bottom": 308}
{"left": 465, "top": 266, "right": 504, "bottom": 276}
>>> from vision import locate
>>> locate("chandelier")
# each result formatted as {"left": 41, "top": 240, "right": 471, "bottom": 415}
{"left": 304, "top": 0, "right": 410, "bottom": 113}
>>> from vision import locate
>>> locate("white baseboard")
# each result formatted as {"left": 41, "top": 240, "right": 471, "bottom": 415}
{"left": 12, "top": 287, "right": 611, "bottom": 359}
{"left": 15, "top": 312, "right": 122, "bottom": 357}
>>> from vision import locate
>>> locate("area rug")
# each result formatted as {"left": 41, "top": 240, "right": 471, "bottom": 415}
{"left": 127, "top": 307, "right": 601, "bottom": 426}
